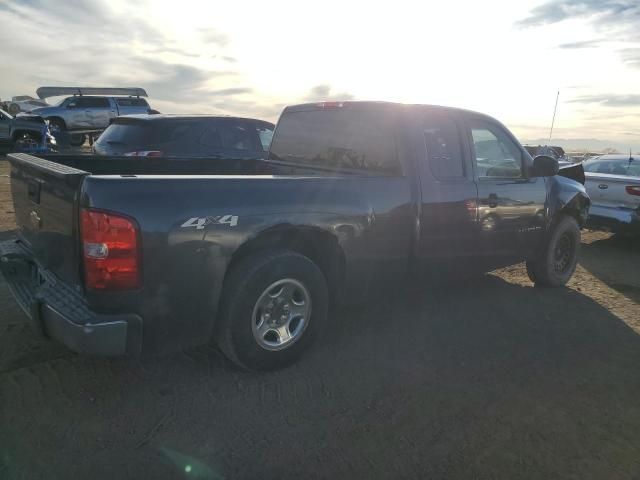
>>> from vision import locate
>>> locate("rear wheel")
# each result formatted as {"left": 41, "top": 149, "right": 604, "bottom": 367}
{"left": 12, "top": 133, "right": 40, "bottom": 151}
{"left": 526, "top": 215, "right": 580, "bottom": 287}
{"left": 216, "top": 250, "right": 328, "bottom": 371}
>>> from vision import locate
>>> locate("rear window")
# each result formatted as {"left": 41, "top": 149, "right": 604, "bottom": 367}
{"left": 96, "top": 123, "right": 152, "bottom": 145}
{"left": 585, "top": 159, "right": 640, "bottom": 176}
{"left": 115, "top": 98, "right": 149, "bottom": 107}
{"left": 269, "top": 107, "right": 401, "bottom": 175}
{"left": 198, "top": 121, "right": 259, "bottom": 151}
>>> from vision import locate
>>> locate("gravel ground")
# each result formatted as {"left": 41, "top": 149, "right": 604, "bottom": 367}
{"left": 1, "top": 158, "right": 640, "bottom": 479}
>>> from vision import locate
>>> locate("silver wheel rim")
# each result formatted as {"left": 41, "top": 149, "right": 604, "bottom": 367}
{"left": 251, "top": 278, "right": 312, "bottom": 351}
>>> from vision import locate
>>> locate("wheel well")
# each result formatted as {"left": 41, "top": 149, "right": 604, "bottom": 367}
{"left": 560, "top": 193, "right": 590, "bottom": 227}
{"left": 47, "top": 117, "right": 66, "bottom": 128}
{"left": 226, "top": 226, "right": 346, "bottom": 302}
{"left": 12, "top": 130, "right": 41, "bottom": 142}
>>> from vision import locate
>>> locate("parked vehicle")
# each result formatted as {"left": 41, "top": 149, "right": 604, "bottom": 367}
{"left": 6, "top": 95, "right": 49, "bottom": 115}
{"left": 93, "top": 115, "right": 275, "bottom": 158}
{"left": 0, "top": 101, "right": 589, "bottom": 370}
{"left": 0, "top": 108, "right": 56, "bottom": 153}
{"left": 29, "top": 87, "right": 152, "bottom": 146}
{"left": 583, "top": 154, "right": 640, "bottom": 233}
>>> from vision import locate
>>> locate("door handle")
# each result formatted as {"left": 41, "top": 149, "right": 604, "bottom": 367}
{"left": 488, "top": 193, "right": 498, "bottom": 208}
{"left": 598, "top": 184, "right": 609, "bottom": 190}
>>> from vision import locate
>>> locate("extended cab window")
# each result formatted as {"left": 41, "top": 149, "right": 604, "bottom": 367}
{"left": 470, "top": 121, "right": 523, "bottom": 179}
{"left": 269, "top": 108, "right": 401, "bottom": 175}
{"left": 423, "top": 114, "right": 465, "bottom": 179}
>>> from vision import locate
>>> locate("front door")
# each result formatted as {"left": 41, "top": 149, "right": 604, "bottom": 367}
{"left": 465, "top": 117, "right": 547, "bottom": 259}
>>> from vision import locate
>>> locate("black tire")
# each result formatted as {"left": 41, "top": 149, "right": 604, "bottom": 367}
{"left": 48, "top": 118, "right": 65, "bottom": 133}
{"left": 216, "top": 250, "right": 329, "bottom": 371}
{"left": 12, "top": 132, "right": 40, "bottom": 151}
{"left": 526, "top": 215, "right": 580, "bottom": 287}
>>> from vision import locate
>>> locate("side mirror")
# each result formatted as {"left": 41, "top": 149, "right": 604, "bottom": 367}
{"left": 531, "top": 155, "right": 559, "bottom": 177}
{"left": 67, "top": 102, "right": 77, "bottom": 109}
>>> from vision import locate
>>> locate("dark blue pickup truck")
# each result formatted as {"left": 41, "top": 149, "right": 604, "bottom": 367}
{"left": 0, "top": 101, "right": 589, "bottom": 370}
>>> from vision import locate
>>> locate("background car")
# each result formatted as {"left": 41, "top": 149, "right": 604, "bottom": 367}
{"left": 6, "top": 95, "right": 49, "bottom": 115}
{"left": 93, "top": 114, "right": 275, "bottom": 158}
{"left": 583, "top": 154, "right": 640, "bottom": 233}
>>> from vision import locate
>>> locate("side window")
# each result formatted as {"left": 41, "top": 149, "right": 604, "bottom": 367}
{"left": 470, "top": 122, "right": 523, "bottom": 179}
{"left": 116, "top": 98, "right": 148, "bottom": 107}
{"left": 256, "top": 124, "right": 274, "bottom": 151}
{"left": 422, "top": 114, "right": 464, "bottom": 179}
{"left": 73, "top": 97, "right": 109, "bottom": 108}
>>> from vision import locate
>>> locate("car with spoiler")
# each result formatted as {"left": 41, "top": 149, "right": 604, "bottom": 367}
{"left": 29, "top": 87, "right": 154, "bottom": 146}
{"left": 0, "top": 101, "right": 589, "bottom": 371}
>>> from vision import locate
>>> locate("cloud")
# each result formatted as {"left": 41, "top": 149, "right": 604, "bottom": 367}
{"left": 558, "top": 39, "right": 600, "bottom": 49}
{"left": 209, "top": 87, "right": 253, "bottom": 96}
{"left": 304, "top": 84, "right": 355, "bottom": 102}
{"left": 516, "top": 0, "right": 639, "bottom": 28}
{"left": 570, "top": 94, "right": 640, "bottom": 107}
{"left": 621, "top": 48, "right": 640, "bottom": 68}
{"left": 200, "top": 29, "right": 229, "bottom": 46}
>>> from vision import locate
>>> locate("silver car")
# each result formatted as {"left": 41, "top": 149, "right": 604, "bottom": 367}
{"left": 583, "top": 154, "right": 640, "bottom": 233}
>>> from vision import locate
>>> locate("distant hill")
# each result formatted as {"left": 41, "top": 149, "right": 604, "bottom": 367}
{"left": 520, "top": 138, "right": 639, "bottom": 154}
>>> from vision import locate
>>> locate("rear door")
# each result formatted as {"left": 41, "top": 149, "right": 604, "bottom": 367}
{"left": 464, "top": 116, "right": 547, "bottom": 258}
{"left": 416, "top": 109, "right": 479, "bottom": 259}
{"left": 85, "top": 97, "right": 112, "bottom": 129}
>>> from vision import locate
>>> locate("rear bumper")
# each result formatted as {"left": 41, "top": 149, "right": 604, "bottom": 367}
{"left": 587, "top": 205, "right": 640, "bottom": 233}
{"left": 0, "top": 238, "right": 142, "bottom": 356}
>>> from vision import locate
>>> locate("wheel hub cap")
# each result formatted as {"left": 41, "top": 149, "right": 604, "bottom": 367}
{"left": 252, "top": 278, "right": 312, "bottom": 351}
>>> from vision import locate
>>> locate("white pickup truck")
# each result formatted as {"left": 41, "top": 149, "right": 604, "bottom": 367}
{"left": 583, "top": 154, "right": 640, "bottom": 233}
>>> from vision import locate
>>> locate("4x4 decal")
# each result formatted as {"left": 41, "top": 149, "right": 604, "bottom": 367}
{"left": 181, "top": 215, "right": 239, "bottom": 230}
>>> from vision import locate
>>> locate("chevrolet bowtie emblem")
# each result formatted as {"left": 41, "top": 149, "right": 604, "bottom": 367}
{"left": 30, "top": 210, "right": 42, "bottom": 229}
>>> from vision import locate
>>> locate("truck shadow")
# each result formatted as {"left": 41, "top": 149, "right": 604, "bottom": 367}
{"left": 579, "top": 232, "right": 640, "bottom": 303}
{"left": 4, "top": 271, "right": 640, "bottom": 478}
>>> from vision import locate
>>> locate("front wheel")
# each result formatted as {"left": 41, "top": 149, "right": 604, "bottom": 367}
{"left": 216, "top": 250, "right": 329, "bottom": 371}
{"left": 526, "top": 215, "right": 580, "bottom": 287}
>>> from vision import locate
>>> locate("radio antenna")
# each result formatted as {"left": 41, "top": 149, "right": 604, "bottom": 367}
{"left": 549, "top": 90, "right": 560, "bottom": 143}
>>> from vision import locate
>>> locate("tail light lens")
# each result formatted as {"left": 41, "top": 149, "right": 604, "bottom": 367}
{"left": 625, "top": 186, "right": 640, "bottom": 196}
{"left": 80, "top": 209, "right": 141, "bottom": 290}
{"left": 123, "top": 150, "right": 164, "bottom": 157}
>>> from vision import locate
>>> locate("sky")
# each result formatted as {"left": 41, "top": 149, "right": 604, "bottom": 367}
{"left": 1, "top": 0, "right": 639, "bottom": 150}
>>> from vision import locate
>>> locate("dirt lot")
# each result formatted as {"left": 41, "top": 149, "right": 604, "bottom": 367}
{"left": 1, "top": 158, "right": 639, "bottom": 479}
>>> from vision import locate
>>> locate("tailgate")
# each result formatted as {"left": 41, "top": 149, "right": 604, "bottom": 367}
{"left": 8, "top": 153, "right": 88, "bottom": 287}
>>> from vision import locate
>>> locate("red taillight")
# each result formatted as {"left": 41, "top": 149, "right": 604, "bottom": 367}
{"left": 625, "top": 186, "right": 640, "bottom": 196}
{"left": 123, "top": 150, "right": 164, "bottom": 157}
{"left": 315, "top": 101, "right": 346, "bottom": 109}
{"left": 80, "top": 209, "right": 141, "bottom": 291}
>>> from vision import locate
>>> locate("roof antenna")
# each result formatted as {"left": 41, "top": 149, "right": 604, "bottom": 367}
{"left": 549, "top": 90, "right": 560, "bottom": 143}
